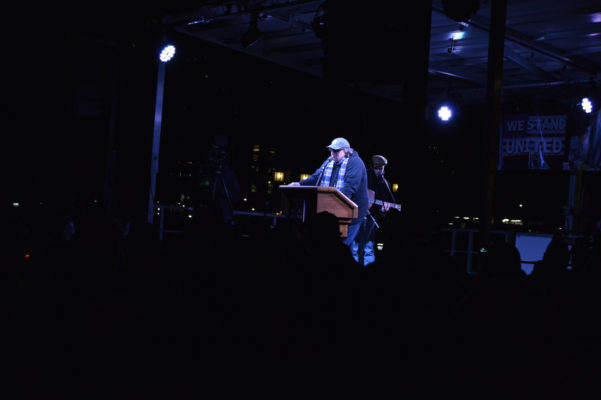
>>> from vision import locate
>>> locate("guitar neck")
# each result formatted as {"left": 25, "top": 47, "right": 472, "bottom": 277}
{"left": 374, "top": 199, "right": 402, "bottom": 211}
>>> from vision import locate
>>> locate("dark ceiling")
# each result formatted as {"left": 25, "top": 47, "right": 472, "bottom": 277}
{"left": 153, "top": 0, "right": 601, "bottom": 109}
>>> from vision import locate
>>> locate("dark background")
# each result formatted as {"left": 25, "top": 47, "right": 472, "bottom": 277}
{"left": 3, "top": 3, "right": 598, "bottom": 233}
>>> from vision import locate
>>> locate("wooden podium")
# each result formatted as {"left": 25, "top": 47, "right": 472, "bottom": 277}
{"left": 279, "top": 185, "right": 358, "bottom": 238}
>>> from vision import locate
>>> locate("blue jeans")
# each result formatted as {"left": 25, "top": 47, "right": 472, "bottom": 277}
{"left": 352, "top": 240, "right": 375, "bottom": 266}
{"left": 351, "top": 216, "right": 378, "bottom": 266}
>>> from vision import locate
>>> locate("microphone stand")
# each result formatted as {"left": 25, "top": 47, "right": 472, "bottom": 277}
{"left": 381, "top": 173, "right": 397, "bottom": 204}
{"left": 316, "top": 157, "right": 331, "bottom": 186}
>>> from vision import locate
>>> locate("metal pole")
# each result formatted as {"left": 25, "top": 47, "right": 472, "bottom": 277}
{"left": 479, "top": 0, "right": 507, "bottom": 250}
{"left": 565, "top": 170, "right": 583, "bottom": 234}
{"left": 147, "top": 60, "right": 166, "bottom": 224}
{"left": 103, "top": 57, "right": 120, "bottom": 217}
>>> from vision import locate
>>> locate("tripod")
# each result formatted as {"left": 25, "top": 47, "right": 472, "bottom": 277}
{"left": 211, "top": 168, "right": 236, "bottom": 226}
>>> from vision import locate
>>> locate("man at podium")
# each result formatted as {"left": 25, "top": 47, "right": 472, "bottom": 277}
{"left": 288, "top": 137, "right": 369, "bottom": 249}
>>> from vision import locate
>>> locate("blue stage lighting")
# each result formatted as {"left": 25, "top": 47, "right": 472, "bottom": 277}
{"left": 438, "top": 105, "right": 453, "bottom": 121}
{"left": 159, "top": 45, "right": 176, "bottom": 62}
{"left": 581, "top": 97, "right": 593, "bottom": 114}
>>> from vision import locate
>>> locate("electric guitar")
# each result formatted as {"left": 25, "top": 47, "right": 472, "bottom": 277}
{"left": 372, "top": 199, "right": 402, "bottom": 212}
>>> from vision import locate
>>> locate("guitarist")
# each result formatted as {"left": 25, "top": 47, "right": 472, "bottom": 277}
{"left": 353, "top": 155, "right": 400, "bottom": 266}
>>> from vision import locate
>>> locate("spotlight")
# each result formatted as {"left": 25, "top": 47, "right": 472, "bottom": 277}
{"left": 159, "top": 44, "right": 176, "bottom": 62}
{"left": 581, "top": 97, "right": 593, "bottom": 114}
{"left": 437, "top": 105, "right": 453, "bottom": 121}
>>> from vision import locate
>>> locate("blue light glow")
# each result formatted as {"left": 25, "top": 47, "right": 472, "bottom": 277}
{"left": 581, "top": 97, "right": 593, "bottom": 114}
{"left": 438, "top": 105, "right": 452, "bottom": 121}
{"left": 450, "top": 31, "right": 465, "bottom": 40}
{"left": 159, "top": 45, "right": 176, "bottom": 62}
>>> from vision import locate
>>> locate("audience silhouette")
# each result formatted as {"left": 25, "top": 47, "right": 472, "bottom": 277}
{"left": 4, "top": 194, "right": 601, "bottom": 397}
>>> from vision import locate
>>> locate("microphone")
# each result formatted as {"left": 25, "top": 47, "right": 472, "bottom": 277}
{"left": 316, "top": 157, "right": 331, "bottom": 186}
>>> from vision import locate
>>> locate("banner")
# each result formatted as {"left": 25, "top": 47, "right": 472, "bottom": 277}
{"left": 500, "top": 114, "right": 567, "bottom": 170}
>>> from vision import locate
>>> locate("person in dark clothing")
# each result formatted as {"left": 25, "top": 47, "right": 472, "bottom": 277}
{"left": 288, "top": 137, "right": 369, "bottom": 249}
{"left": 197, "top": 144, "right": 241, "bottom": 228}
{"left": 352, "top": 155, "right": 401, "bottom": 266}
{"left": 210, "top": 159, "right": 241, "bottom": 227}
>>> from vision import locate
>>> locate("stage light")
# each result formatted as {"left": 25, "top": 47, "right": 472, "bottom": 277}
{"left": 437, "top": 105, "right": 453, "bottom": 121}
{"left": 159, "top": 44, "right": 176, "bottom": 62}
{"left": 581, "top": 97, "right": 593, "bottom": 114}
{"left": 450, "top": 30, "right": 465, "bottom": 40}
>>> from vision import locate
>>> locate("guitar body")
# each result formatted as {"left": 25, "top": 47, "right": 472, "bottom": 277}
{"left": 366, "top": 188, "right": 401, "bottom": 238}
{"left": 365, "top": 199, "right": 402, "bottom": 238}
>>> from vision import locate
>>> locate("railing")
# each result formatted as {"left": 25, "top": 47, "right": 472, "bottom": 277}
{"left": 439, "top": 228, "right": 581, "bottom": 274}
{"left": 154, "top": 205, "right": 194, "bottom": 240}
{"left": 154, "top": 206, "right": 574, "bottom": 275}
{"left": 232, "top": 210, "right": 285, "bottom": 226}
{"left": 153, "top": 205, "right": 285, "bottom": 241}
{"left": 439, "top": 228, "right": 513, "bottom": 274}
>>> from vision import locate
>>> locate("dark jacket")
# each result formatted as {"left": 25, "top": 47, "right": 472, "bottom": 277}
{"left": 367, "top": 168, "right": 397, "bottom": 224}
{"left": 300, "top": 150, "right": 369, "bottom": 225}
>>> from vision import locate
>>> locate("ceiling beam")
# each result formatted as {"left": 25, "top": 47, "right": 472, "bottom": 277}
{"left": 432, "top": 6, "right": 600, "bottom": 75}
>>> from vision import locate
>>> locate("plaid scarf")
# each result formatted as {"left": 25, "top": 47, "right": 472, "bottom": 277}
{"left": 320, "top": 156, "right": 349, "bottom": 190}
